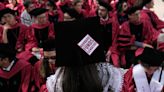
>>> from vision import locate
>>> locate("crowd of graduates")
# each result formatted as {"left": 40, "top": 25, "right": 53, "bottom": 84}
{"left": 0, "top": 0, "right": 164, "bottom": 92}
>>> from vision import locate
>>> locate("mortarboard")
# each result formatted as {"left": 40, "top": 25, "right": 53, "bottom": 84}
{"left": 54, "top": 17, "right": 106, "bottom": 67}
{"left": 0, "top": 43, "right": 16, "bottom": 58}
{"left": 98, "top": 1, "right": 112, "bottom": 11}
{"left": 42, "top": 39, "right": 56, "bottom": 51}
{"left": 139, "top": 47, "right": 164, "bottom": 66}
{"left": 0, "top": 8, "right": 16, "bottom": 20}
{"left": 29, "top": 8, "right": 48, "bottom": 17}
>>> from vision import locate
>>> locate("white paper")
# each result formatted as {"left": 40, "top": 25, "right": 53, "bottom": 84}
{"left": 78, "top": 34, "right": 99, "bottom": 55}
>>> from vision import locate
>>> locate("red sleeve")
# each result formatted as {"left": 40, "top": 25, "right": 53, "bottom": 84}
{"left": 109, "top": 15, "right": 120, "bottom": 54}
{"left": 142, "top": 20, "right": 160, "bottom": 44}
{"left": 20, "top": 64, "right": 32, "bottom": 92}
{"left": 57, "top": 9, "right": 64, "bottom": 22}
{"left": 16, "top": 24, "right": 28, "bottom": 50}
{"left": 149, "top": 12, "right": 164, "bottom": 30}
{"left": 25, "top": 26, "right": 38, "bottom": 51}
{"left": 121, "top": 67, "right": 135, "bottom": 92}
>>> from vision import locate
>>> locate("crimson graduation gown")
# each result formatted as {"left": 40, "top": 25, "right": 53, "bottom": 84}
{"left": 26, "top": 22, "right": 55, "bottom": 50}
{"left": 141, "top": 9, "right": 164, "bottom": 32}
{"left": 0, "top": 23, "right": 28, "bottom": 51}
{"left": 121, "top": 67, "right": 164, "bottom": 92}
{"left": 33, "top": 60, "right": 56, "bottom": 92}
{"left": 100, "top": 14, "right": 119, "bottom": 52}
{"left": 113, "top": 20, "right": 159, "bottom": 67}
{"left": 0, "top": 59, "right": 32, "bottom": 92}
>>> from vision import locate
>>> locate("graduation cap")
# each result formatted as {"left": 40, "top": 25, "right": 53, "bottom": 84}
{"left": 55, "top": 17, "right": 106, "bottom": 67}
{"left": 0, "top": 8, "right": 16, "bottom": 20}
{"left": 98, "top": 1, "right": 112, "bottom": 11}
{"left": 42, "top": 39, "right": 56, "bottom": 51}
{"left": 29, "top": 8, "right": 48, "bottom": 17}
{"left": 139, "top": 47, "right": 164, "bottom": 66}
{"left": 0, "top": 43, "right": 16, "bottom": 59}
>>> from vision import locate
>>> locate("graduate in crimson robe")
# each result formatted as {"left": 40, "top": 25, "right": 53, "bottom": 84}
{"left": 33, "top": 39, "right": 56, "bottom": 92}
{"left": 46, "top": 0, "right": 64, "bottom": 23}
{"left": 113, "top": 0, "right": 128, "bottom": 25}
{"left": 6, "top": 0, "right": 24, "bottom": 16}
{"left": 26, "top": 8, "right": 55, "bottom": 60}
{"left": 0, "top": 43, "right": 33, "bottom": 92}
{"left": 0, "top": 8, "right": 37, "bottom": 66}
{"left": 110, "top": 6, "right": 159, "bottom": 68}
{"left": 122, "top": 47, "right": 164, "bottom": 92}
{"left": 97, "top": 1, "right": 119, "bottom": 53}
{"left": 0, "top": 8, "right": 34, "bottom": 58}
{"left": 139, "top": 0, "right": 164, "bottom": 55}
{"left": 140, "top": 0, "right": 164, "bottom": 32}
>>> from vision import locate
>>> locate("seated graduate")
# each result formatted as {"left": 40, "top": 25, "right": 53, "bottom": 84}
{"left": 46, "top": 17, "right": 125, "bottom": 92}
{"left": 0, "top": 8, "right": 29, "bottom": 53}
{"left": 122, "top": 47, "right": 164, "bottom": 92}
{"left": 33, "top": 39, "right": 56, "bottom": 92}
{"left": 26, "top": 8, "right": 55, "bottom": 59}
{"left": 0, "top": 43, "right": 33, "bottom": 92}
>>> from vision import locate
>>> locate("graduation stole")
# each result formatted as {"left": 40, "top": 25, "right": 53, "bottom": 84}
{"left": 133, "top": 64, "right": 164, "bottom": 92}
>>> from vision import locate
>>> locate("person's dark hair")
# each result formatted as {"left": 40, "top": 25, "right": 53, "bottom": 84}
{"left": 140, "top": 60, "right": 151, "bottom": 68}
{"left": 40, "top": 58, "right": 52, "bottom": 79}
{"left": 126, "top": 6, "right": 140, "bottom": 15}
{"left": 0, "top": 43, "right": 16, "bottom": 62}
{"left": 46, "top": 0, "right": 57, "bottom": 10}
{"left": 62, "top": 64, "right": 103, "bottom": 92}
{"left": 116, "top": 0, "right": 127, "bottom": 13}
{"left": 72, "top": 0, "right": 82, "bottom": 6}
{"left": 23, "top": 0, "right": 32, "bottom": 9}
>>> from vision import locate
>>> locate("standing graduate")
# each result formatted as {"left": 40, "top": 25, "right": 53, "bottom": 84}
{"left": 97, "top": 1, "right": 119, "bottom": 54}
{"left": 122, "top": 47, "right": 164, "bottom": 92}
{"left": 0, "top": 43, "right": 32, "bottom": 92}
{"left": 27, "top": 8, "right": 55, "bottom": 54}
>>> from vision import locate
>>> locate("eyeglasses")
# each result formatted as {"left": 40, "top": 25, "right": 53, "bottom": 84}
{"left": 44, "top": 56, "right": 56, "bottom": 60}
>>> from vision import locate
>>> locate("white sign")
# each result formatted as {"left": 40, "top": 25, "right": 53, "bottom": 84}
{"left": 78, "top": 34, "right": 99, "bottom": 55}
